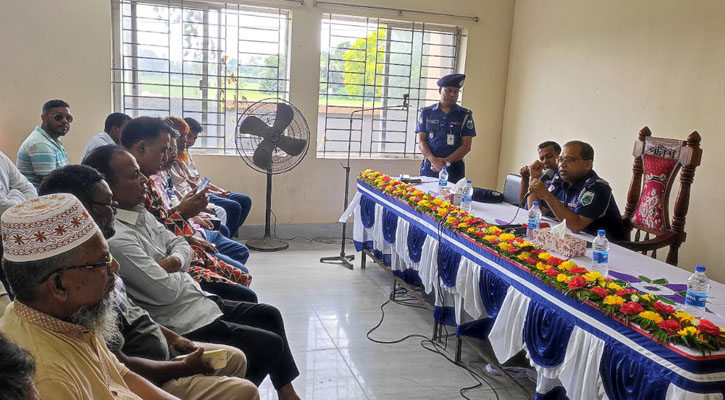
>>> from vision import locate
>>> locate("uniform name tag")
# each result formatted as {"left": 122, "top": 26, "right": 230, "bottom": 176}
{"left": 429, "top": 132, "right": 435, "bottom": 139}
{"left": 447, "top": 134, "right": 455, "bottom": 145}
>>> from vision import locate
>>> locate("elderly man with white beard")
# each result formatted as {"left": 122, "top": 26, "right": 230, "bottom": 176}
{"left": 0, "top": 193, "right": 178, "bottom": 400}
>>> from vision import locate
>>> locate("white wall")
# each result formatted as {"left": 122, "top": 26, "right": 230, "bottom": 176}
{"left": 0, "top": 0, "right": 515, "bottom": 226}
{"left": 498, "top": 0, "right": 725, "bottom": 282}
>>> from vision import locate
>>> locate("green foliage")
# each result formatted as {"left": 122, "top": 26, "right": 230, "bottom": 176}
{"left": 342, "top": 28, "right": 387, "bottom": 98}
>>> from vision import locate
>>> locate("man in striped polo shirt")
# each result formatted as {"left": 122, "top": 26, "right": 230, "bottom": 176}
{"left": 17, "top": 99, "right": 71, "bottom": 189}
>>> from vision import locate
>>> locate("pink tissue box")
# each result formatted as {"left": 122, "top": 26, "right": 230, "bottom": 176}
{"left": 530, "top": 228, "right": 586, "bottom": 258}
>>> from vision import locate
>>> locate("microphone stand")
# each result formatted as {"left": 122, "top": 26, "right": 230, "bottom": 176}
{"left": 320, "top": 94, "right": 410, "bottom": 270}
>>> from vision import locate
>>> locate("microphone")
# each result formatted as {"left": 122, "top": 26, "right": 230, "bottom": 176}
{"left": 403, "top": 93, "right": 409, "bottom": 109}
{"left": 519, "top": 169, "right": 556, "bottom": 207}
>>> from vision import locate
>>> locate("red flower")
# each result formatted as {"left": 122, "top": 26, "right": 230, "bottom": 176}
{"left": 570, "top": 265, "right": 589, "bottom": 275}
{"left": 616, "top": 289, "right": 636, "bottom": 296}
{"left": 568, "top": 276, "right": 588, "bottom": 290}
{"left": 656, "top": 319, "right": 682, "bottom": 335}
{"left": 530, "top": 249, "right": 544, "bottom": 256}
{"left": 619, "top": 301, "right": 645, "bottom": 315}
{"left": 547, "top": 257, "right": 564, "bottom": 266}
{"left": 525, "top": 257, "right": 537, "bottom": 265}
{"left": 653, "top": 301, "right": 675, "bottom": 315}
{"left": 590, "top": 287, "right": 609, "bottom": 298}
{"left": 545, "top": 268, "right": 559, "bottom": 277}
{"left": 699, "top": 319, "right": 722, "bottom": 336}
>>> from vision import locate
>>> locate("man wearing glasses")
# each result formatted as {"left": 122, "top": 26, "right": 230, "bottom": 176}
{"left": 16, "top": 99, "right": 72, "bottom": 189}
{"left": 526, "top": 140, "right": 627, "bottom": 241}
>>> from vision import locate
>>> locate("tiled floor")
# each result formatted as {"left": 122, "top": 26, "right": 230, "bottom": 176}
{"left": 239, "top": 227, "right": 534, "bottom": 400}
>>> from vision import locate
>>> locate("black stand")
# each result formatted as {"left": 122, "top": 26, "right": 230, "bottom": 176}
{"left": 247, "top": 172, "right": 289, "bottom": 251}
{"left": 320, "top": 95, "right": 409, "bottom": 270}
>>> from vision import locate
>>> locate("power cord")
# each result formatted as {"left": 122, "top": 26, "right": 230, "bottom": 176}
{"left": 268, "top": 208, "right": 352, "bottom": 243}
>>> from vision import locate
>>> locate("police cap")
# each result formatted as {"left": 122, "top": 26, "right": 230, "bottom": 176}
{"left": 437, "top": 73, "right": 466, "bottom": 88}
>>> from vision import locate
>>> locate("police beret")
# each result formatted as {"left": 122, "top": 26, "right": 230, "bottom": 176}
{"left": 437, "top": 73, "right": 466, "bottom": 88}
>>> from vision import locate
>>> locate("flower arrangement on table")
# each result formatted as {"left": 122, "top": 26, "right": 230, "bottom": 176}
{"left": 358, "top": 169, "right": 725, "bottom": 353}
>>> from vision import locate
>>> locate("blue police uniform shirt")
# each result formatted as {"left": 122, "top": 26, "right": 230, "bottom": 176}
{"left": 541, "top": 169, "right": 627, "bottom": 241}
{"left": 415, "top": 103, "right": 476, "bottom": 159}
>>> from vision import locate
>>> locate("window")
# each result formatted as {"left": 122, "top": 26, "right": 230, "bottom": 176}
{"left": 318, "top": 14, "right": 461, "bottom": 159}
{"left": 111, "top": 0, "right": 290, "bottom": 154}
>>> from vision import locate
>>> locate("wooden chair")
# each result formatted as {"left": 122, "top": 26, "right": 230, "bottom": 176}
{"left": 618, "top": 126, "right": 703, "bottom": 266}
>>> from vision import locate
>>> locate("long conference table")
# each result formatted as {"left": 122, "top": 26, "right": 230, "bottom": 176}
{"left": 344, "top": 177, "right": 725, "bottom": 400}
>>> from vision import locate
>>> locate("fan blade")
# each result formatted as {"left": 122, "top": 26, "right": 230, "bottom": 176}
{"left": 276, "top": 135, "right": 307, "bottom": 156}
{"left": 271, "top": 102, "right": 294, "bottom": 134}
{"left": 252, "top": 139, "right": 276, "bottom": 171}
{"left": 239, "top": 116, "right": 272, "bottom": 139}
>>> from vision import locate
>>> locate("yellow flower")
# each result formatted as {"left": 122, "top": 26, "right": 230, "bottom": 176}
{"left": 517, "top": 252, "right": 531, "bottom": 261}
{"left": 638, "top": 311, "right": 664, "bottom": 324}
{"left": 422, "top": 194, "right": 430, "bottom": 200}
{"left": 640, "top": 294, "right": 652, "bottom": 303}
{"left": 556, "top": 273, "right": 569, "bottom": 283}
{"left": 559, "top": 261, "right": 575, "bottom": 271}
{"left": 498, "top": 243, "right": 512, "bottom": 252}
{"left": 519, "top": 241, "right": 534, "bottom": 248}
{"left": 408, "top": 196, "right": 417, "bottom": 202}
{"left": 607, "top": 282, "right": 623, "bottom": 292}
{"left": 432, "top": 198, "right": 443, "bottom": 206}
{"left": 446, "top": 216, "right": 457, "bottom": 224}
{"left": 583, "top": 271, "right": 604, "bottom": 282}
{"left": 483, "top": 235, "right": 498, "bottom": 242}
{"left": 675, "top": 311, "right": 694, "bottom": 323}
{"left": 536, "top": 262, "right": 549, "bottom": 271}
{"left": 458, "top": 223, "right": 468, "bottom": 229}
{"left": 487, "top": 226, "right": 503, "bottom": 234}
{"left": 437, "top": 208, "right": 449, "bottom": 216}
{"left": 603, "top": 295, "right": 626, "bottom": 306}
{"left": 678, "top": 326, "right": 700, "bottom": 337}
{"left": 441, "top": 201, "right": 452, "bottom": 208}
{"left": 499, "top": 233, "right": 515, "bottom": 242}
{"left": 538, "top": 253, "right": 552, "bottom": 261}
{"left": 467, "top": 227, "right": 476, "bottom": 234}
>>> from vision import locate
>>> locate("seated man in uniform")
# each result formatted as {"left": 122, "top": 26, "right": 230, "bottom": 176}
{"left": 416, "top": 73, "right": 476, "bottom": 184}
{"left": 0, "top": 193, "right": 176, "bottom": 399}
{"left": 518, "top": 141, "right": 561, "bottom": 203}
{"left": 527, "top": 140, "right": 627, "bottom": 241}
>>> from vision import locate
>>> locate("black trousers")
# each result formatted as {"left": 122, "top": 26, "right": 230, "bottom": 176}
{"left": 184, "top": 299, "right": 299, "bottom": 389}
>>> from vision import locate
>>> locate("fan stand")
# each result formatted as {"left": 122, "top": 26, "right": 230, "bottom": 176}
{"left": 246, "top": 171, "right": 289, "bottom": 252}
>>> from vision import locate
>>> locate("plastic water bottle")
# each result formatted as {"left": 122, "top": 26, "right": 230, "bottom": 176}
{"left": 438, "top": 166, "right": 449, "bottom": 198}
{"left": 526, "top": 201, "right": 542, "bottom": 239}
{"left": 461, "top": 180, "right": 473, "bottom": 212}
{"left": 591, "top": 229, "right": 609, "bottom": 277}
{"left": 685, "top": 265, "right": 709, "bottom": 318}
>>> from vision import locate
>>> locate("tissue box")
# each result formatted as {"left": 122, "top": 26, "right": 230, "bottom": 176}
{"left": 530, "top": 228, "right": 586, "bottom": 258}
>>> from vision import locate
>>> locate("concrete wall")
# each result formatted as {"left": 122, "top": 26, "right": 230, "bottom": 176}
{"left": 498, "top": 0, "right": 725, "bottom": 281}
{"left": 0, "top": 0, "right": 516, "bottom": 226}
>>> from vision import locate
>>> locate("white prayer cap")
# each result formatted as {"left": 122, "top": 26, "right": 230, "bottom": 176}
{"left": 1, "top": 194, "right": 99, "bottom": 262}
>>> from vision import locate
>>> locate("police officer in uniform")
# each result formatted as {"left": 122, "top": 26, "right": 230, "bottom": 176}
{"left": 527, "top": 140, "right": 627, "bottom": 241}
{"left": 416, "top": 73, "right": 475, "bottom": 184}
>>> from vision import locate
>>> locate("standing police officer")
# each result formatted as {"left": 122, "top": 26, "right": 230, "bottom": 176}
{"left": 416, "top": 73, "right": 476, "bottom": 184}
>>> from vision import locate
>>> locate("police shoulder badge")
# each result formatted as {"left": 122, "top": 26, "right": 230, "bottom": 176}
{"left": 466, "top": 119, "right": 474, "bottom": 129}
{"left": 580, "top": 191, "right": 595, "bottom": 206}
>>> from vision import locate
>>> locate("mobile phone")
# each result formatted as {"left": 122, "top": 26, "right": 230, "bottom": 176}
{"left": 196, "top": 177, "right": 211, "bottom": 194}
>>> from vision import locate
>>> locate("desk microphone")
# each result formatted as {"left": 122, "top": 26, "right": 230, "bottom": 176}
{"left": 520, "top": 168, "right": 555, "bottom": 207}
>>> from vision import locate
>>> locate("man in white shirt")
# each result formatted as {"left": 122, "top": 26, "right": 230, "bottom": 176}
{"left": 0, "top": 150, "right": 37, "bottom": 217}
{"left": 81, "top": 112, "right": 131, "bottom": 162}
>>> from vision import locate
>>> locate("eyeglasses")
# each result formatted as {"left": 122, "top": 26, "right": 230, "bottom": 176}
{"left": 51, "top": 113, "right": 73, "bottom": 123}
{"left": 91, "top": 200, "right": 118, "bottom": 215}
{"left": 558, "top": 156, "right": 581, "bottom": 164}
{"left": 37, "top": 256, "right": 115, "bottom": 283}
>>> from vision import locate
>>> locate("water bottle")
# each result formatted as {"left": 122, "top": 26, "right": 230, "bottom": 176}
{"left": 461, "top": 180, "right": 473, "bottom": 212}
{"left": 526, "top": 201, "right": 542, "bottom": 239}
{"left": 438, "top": 166, "right": 449, "bottom": 198}
{"left": 685, "top": 265, "right": 709, "bottom": 318}
{"left": 591, "top": 229, "right": 609, "bottom": 277}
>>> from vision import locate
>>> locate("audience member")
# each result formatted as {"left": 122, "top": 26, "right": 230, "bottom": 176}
{"left": 0, "top": 150, "right": 37, "bottom": 217}
{"left": 185, "top": 117, "right": 253, "bottom": 237}
{"left": 0, "top": 194, "right": 177, "bottom": 399}
{"left": 518, "top": 141, "right": 561, "bottom": 203}
{"left": 83, "top": 145, "right": 255, "bottom": 302}
{"left": 527, "top": 140, "right": 627, "bottom": 240}
{"left": 0, "top": 333, "right": 39, "bottom": 400}
{"left": 81, "top": 112, "right": 131, "bottom": 161}
{"left": 16, "top": 100, "right": 72, "bottom": 189}
{"left": 80, "top": 147, "right": 301, "bottom": 399}
{"left": 38, "top": 165, "right": 260, "bottom": 400}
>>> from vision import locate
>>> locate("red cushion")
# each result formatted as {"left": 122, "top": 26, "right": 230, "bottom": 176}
{"left": 632, "top": 155, "right": 678, "bottom": 232}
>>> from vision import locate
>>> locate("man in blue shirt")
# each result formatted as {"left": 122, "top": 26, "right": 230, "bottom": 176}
{"left": 416, "top": 73, "right": 476, "bottom": 184}
{"left": 527, "top": 140, "right": 627, "bottom": 241}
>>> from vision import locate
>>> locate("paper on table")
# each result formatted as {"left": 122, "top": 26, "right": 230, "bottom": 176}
{"left": 551, "top": 219, "right": 567, "bottom": 239}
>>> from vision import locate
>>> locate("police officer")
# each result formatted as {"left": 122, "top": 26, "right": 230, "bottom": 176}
{"left": 527, "top": 140, "right": 627, "bottom": 241}
{"left": 416, "top": 73, "right": 475, "bottom": 184}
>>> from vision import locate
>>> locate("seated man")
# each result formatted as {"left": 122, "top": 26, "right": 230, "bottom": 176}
{"left": 0, "top": 193, "right": 176, "bottom": 399}
{"left": 0, "top": 333, "right": 39, "bottom": 400}
{"left": 184, "top": 117, "right": 253, "bottom": 237}
{"left": 518, "top": 141, "right": 560, "bottom": 203}
{"left": 38, "top": 165, "right": 260, "bottom": 400}
{"left": 82, "top": 146, "right": 300, "bottom": 399}
{"left": 527, "top": 140, "right": 627, "bottom": 241}
{"left": 1, "top": 150, "right": 37, "bottom": 217}
{"left": 81, "top": 112, "right": 131, "bottom": 161}
{"left": 16, "top": 99, "right": 71, "bottom": 189}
